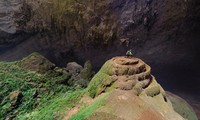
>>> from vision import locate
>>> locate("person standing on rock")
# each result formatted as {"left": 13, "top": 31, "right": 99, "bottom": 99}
{"left": 126, "top": 49, "right": 133, "bottom": 58}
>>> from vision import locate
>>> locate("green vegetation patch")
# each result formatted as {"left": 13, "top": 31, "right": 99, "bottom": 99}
{"left": 87, "top": 60, "right": 114, "bottom": 98}
{"left": 19, "top": 90, "right": 85, "bottom": 120}
{"left": 87, "top": 72, "right": 110, "bottom": 98}
{"left": 69, "top": 93, "right": 108, "bottom": 120}
{"left": 0, "top": 60, "right": 74, "bottom": 119}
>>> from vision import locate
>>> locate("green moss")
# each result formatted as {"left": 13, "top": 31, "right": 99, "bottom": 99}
{"left": 87, "top": 60, "right": 114, "bottom": 98}
{"left": 99, "top": 60, "right": 113, "bottom": 75}
{"left": 87, "top": 72, "right": 112, "bottom": 98}
{"left": 69, "top": 93, "right": 108, "bottom": 120}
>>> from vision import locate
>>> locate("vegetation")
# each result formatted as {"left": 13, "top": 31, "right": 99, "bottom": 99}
{"left": 69, "top": 93, "right": 108, "bottom": 120}
{"left": 0, "top": 58, "right": 83, "bottom": 119}
{"left": 18, "top": 90, "right": 85, "bottom": 120}
{"left": 87, "top": 60, "right": 113, "bottom": 98}
{"left": 0, "top": 52, "right": 112, "bottom": 119}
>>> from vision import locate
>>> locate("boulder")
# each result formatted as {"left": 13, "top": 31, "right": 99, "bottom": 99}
{"left": 18, "top": 52, "right": 56, "bottom": 74}
{"left": 66, "top": 62, "right": 83, "bottom": 76}
{"left": 80, "top": 60, "right": 94, "bottom": 80}
{"left": 67, "top": 61, "right": 94, "bottom": 88}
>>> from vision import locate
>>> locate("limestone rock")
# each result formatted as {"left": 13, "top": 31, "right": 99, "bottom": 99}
{"left": 74, "top": 56, "right": 197, "bottom": 120}
{"left": 18, "top": 52, "right": 55, "bottom": 74}
{"left": 0, "top": 0, "right": 23, "bottom": 34}
{"left": 80, "top": 60, "right": 94, "bottom": 80}
{"left": 87, "top": 56, "right": 153, "bottom": 98}
{"left": 67, "top": 61, "right": 94, "bottom": 88}
{"left": 66, "top": 62, "right": 83, "bottom": 76}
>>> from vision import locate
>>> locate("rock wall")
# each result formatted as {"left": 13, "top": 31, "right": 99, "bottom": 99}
{"left": 0, "top": 0, "right": 199, "bottom": 94}
{"left": 0, "top": 0, "right": 199, "bottom": 65}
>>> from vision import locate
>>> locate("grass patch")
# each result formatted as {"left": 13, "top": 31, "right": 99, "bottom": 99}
{"left": 0, "top": 60, "right": 75, "bottom": 119}
{"left": 17, "top": 90, "right": 85, "bottom": 120}
{"left": 69, "top": 93, "right": 108, "bottom": 120}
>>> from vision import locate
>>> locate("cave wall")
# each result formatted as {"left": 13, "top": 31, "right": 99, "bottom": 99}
{"left": 0, "top": 0, "right": 200, "bottom": 92}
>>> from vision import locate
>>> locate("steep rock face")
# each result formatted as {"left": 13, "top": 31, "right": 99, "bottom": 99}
{"left": 69, "top": 57, "right": 197, "bottom": 120}
{"left": 0, "top": 0, "right": 20, "bottom": 34}
{"left": 0, "top": 0, "right": 48, "bottom": 50}
{"left": 0, "top": 0, "right": 199, "bottom": 66}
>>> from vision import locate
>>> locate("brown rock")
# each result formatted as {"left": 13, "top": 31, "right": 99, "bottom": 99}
{"left": 9, "top": 90, "right": 23, "bottom": 106}
{"left": 18, "top": 52, "right": 55, "bottom": 74}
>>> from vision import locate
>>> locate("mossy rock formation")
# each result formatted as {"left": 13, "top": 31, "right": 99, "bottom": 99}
{"left": 87, "top": 56, "right": 159, "bottom": 98}
{"left": 70, "top": 56, "right": 198, "bottom": 120}
{"left": 18, "top": 52, "right": 56, "bottom": 74}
